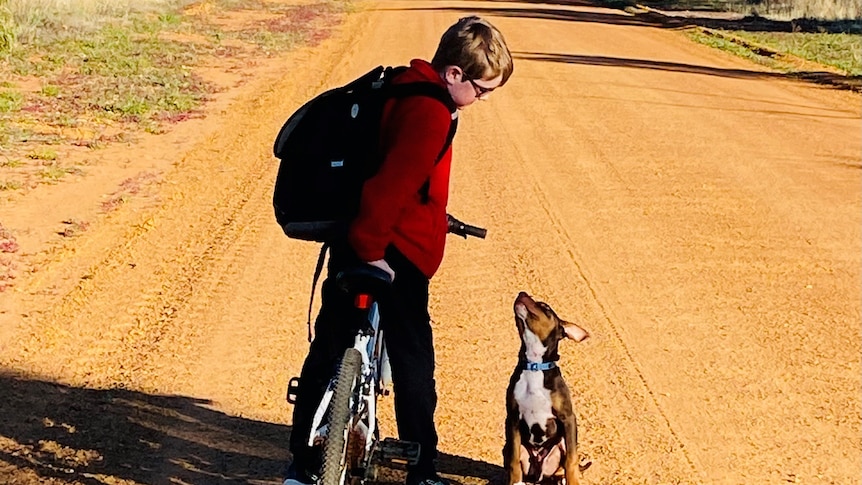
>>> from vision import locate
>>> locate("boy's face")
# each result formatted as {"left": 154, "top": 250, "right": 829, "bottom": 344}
{"left": 443, "top": 66, "right": 503, "bottom": 109}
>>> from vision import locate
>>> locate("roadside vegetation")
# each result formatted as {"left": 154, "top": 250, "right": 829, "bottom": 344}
{"left": 687, "top": 29, "right": 860, "bottom": 76}
{"left": 0, "top": 0, "right": 348, "bottom": 195}
{"left": 635, "top": 0, "right": 861, "bottom": 21}
{"left": 623, "top": 0, "right": 860, "bottom": 85}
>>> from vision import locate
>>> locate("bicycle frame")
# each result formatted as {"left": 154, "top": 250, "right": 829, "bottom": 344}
{"left": 308, "top": 295, "right": 391, "bottom": 474}
{"left": 292, "top": 217, "right": 484, "bottom": 484}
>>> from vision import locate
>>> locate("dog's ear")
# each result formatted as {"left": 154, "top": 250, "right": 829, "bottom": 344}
{"left": 561, "top": 320, "right": 589, "bottom": 342}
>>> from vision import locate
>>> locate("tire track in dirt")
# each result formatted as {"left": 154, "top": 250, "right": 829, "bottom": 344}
{"left": 1, "top": 1, "right": 859, "bottom": 484}
{"left": 0, "top": 20, "right": 361, "bottom": 389}
{"left": 496, "top": 112, "right": 700, "bottom": 477}
{"left": 0, "top": 11, "right": 370, "bottom": 484}
{"left": 435, "top": 101, "right": 700, "bottom": 483}
{"left": 477, "top": 7, "right": 860, "bottom": 483}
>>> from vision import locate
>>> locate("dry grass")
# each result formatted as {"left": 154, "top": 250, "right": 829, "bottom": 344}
{"left": 2, "top": 0, "right": 197, "bottom": 42}
{"left": 636, "top": 0, "right": 861, "bottom": 21}
{"left": 743, "top": 0, "right": 861, "bottom": 21}
{"left": 0, "top": 0, "right": 347, "bottom": 197}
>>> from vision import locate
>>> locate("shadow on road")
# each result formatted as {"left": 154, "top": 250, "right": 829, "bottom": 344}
{"left": 388, "top": 1, "right": 860, "bottom": 91}
{"left": 518, "top": 50, "right": 785, "bottom": 79}
{"left": 394, "top": 0, "right": 860, "bottom": 33}
{"left": 0, "top": 372, "right": 504, "bottom": 485}
{"left": 514, "top": 51, "right": 861, "bottom": 92}
{"left": 0, "top": 371, "right": 290, "bottom": 484}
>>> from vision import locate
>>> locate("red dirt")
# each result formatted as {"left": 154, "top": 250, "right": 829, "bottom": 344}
{"left": 0, "top": 1, "right": 859, "bottom": 484}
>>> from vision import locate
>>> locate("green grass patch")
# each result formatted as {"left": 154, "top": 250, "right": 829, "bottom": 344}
{"left": 11, "top": 21, "right": 212, "bottom": 123}
{"left": 728, "top": 31, "right": 861, "bottom": 74}
{"left": 686, "top": 28, "right": 861, "bottom": 77}
{"left": 37, "top": 165, "right": 68, "bottom": 183}
{"left": 0, "top": 0, "right": 348, "bottom": 159}
{"left": 0, "top": 158, "right": 23, "bottom": 167}
{"left": 686, "top": 28, "right": 788, "bottom": 69}
{"left": 37, "top": 163, "right": 82, "bottom": 183}
{"left": 0, "top": 90, "right": 22, "bottom": 112}
{"left": 636, "top": 0, "right": 861, "bottom": 21}
{"left": 27, "top": 148, "right": 57, "bottom": 161}
{"left": 0, "top": 121, "right": 30, "bottom": 146}
{"left": 0, "top": 180, "right": 23, "bottom": 190}
{"left": 0, "top": 6, "right": 15, "bottom": 55}
{"left": 40, "top": 84, "right": 59, "bottom": 96}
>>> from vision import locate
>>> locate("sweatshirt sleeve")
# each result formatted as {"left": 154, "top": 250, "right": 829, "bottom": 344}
{"left": 348, "top": 95, "right": 453, "bottom": 262}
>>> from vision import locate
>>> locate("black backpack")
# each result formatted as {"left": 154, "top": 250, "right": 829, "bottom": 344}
{"left": 272, "top": 65, "right": 458, "bottom": 242}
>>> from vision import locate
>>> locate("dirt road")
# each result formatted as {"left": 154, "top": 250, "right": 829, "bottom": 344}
{"left": 1, "top": 1, "right": 859, "bottom": 484}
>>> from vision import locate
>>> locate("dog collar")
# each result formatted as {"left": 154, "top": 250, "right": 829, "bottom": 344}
{"left": 524, "top": 361, "right": 557, "bottom": 372}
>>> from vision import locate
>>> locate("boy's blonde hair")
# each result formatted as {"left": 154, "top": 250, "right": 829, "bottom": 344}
{"left": 432, "top": 16, "right": 513, "bottom": 86}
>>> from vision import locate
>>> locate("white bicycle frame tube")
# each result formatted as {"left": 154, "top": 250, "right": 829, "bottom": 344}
{"left": 308, "top": 301, "right": 386, "bottom": 455}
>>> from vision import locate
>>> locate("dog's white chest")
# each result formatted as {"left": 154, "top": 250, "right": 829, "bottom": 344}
{"left": 513, "top": 370, "right": 554, "bottom": 442}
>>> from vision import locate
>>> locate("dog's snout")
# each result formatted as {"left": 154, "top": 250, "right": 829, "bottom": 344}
{"left": 515, "top": 292, "right": 539, "bottom": 315}
{"left": 515, "top": 292, "right": 534, "bottom": 307}
{"left": 514, "top": 292, "right": 533, "bottom": 321}
{"left": 515, "top": 302, "right": 528, "bottom": 322}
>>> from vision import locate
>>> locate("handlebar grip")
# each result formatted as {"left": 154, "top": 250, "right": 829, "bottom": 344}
{"left": 463, "top": 224, "right": 487, "bottom": 239}
{"left": 446, "top": 214, "right": 487, "bottom": 239}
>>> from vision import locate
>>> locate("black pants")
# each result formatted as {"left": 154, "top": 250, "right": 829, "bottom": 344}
{"left": 289, "top": 242, "right": 438, "bottom": 480}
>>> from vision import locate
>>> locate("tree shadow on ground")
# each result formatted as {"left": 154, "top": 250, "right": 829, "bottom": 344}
{"left": 391, "top": 1, "right": 860, "bottom": 34}
{"left": 514, "top": 51, "right": 862, "bottom": 92}
{"left": 394, "top": 1, "right": 861, "bottom": 91}
{"left": 0, "top": 372, "right": 504, "bottom": 485}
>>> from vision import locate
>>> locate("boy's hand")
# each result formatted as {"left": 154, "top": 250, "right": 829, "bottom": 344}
{"left": 367, "top": 259, "right": 395, "bottom": 282}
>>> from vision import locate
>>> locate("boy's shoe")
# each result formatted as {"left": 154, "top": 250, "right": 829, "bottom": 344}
{"left": 406, "top": 473, "right": 449, "bottom": 485}
{"left": 283, "top": 480, "right": 313, "bottom": 485}
{"left": 283, "top": 461, "right": 317, "bottom": 485}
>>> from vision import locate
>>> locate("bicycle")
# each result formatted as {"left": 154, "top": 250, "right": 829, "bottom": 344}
{"left": 286, "top": 214, "right": 486, "bottom": 485}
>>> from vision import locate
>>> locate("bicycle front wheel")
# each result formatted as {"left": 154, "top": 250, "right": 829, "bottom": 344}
{"left": 321, "top": 348, "right": 362, "bottom": 485}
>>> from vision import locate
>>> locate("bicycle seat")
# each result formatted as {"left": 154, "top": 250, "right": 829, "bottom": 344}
{"left": 335, "top": 265, "right": 392, "bottom": 297}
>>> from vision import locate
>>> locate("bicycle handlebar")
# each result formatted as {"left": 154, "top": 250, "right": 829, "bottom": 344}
{"left": 447, "top": 214, "right": 487, "bottom": 239}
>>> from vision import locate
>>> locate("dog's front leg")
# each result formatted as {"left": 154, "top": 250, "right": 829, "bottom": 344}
{"left": 560, "top": 413, "right": 580, "bottom": 485}
{"left": 503, "top": 414, "right": 524, "bottom": 485}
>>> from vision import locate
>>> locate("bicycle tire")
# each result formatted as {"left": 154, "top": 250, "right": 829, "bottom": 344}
{"left": 321, "top": 348, "right": 362, "bottom": 485}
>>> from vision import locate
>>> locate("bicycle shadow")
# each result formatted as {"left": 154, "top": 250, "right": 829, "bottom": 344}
{"left": 0, "top": 372, "right": 505, "bottom": 485}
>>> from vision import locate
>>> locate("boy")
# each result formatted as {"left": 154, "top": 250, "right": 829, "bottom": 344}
{"left": 286, "top": 15, "right": 513, "bottom": 485}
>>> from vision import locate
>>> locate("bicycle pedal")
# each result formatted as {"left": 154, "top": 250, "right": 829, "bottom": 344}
{"left": 286, "top": 377, "right": 300, "bottom": 404}
{"left": 378, "top": 438, "right": 421, "bottom": 466}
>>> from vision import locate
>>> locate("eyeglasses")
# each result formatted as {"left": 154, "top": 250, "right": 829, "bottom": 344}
{"left": 465, "top": 76, "right": 495, "bottom": 99}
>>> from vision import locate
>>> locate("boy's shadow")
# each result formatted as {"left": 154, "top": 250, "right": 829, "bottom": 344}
{"left": 0, "top": 372, "right": 503, "bottom": 484}
{"left": 439, "top": 453, "right": 505, "bottom": 485}
{"left": 0, "top": 371, "right": 291, "bottom": 484}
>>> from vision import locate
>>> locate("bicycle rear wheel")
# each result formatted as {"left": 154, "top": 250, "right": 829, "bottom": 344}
{"left": 321, "top": 348, "right": 362, "bottom": 485}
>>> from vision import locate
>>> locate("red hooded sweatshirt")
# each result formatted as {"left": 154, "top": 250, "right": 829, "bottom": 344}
{"left": 347, "top": 59, "right": 455, "bottom": 278}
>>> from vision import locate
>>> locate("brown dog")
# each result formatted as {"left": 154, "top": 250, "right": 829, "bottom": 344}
{"left": 504, "top": 292, "right": 590, "bottom": 485}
